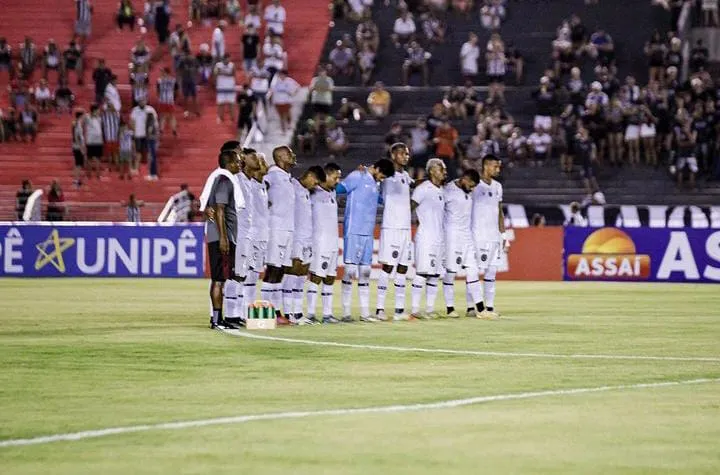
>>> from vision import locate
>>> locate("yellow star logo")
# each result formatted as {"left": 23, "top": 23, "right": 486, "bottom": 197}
{"left": 34, "top": 229, "right": 75, "bottom": 273}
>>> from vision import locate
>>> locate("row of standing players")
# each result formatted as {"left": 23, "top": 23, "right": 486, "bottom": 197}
{"left": 202, "top": 141, "right": 508, "bottom": 328}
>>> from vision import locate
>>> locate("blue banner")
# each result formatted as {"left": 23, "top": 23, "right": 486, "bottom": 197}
{"left": 564, "top": 227, "right": 720, "bottom": 283}
{"left": 0, "top": 223, "right": 206, "bottom": 278}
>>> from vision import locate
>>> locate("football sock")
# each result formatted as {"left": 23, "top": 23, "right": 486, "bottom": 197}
{"left": 322, "top": 283, "right": 334, "bottom": 316}
{"left": 442, "top": 272, "right": 456, "bottom": 309}
{"left": 411, "top": 275, "right": 426, "bottom": 314}
{"left": 223, "top": 280, "right": 237, "bottom": 319}
{"left": 341, "top": 279, "right": 353, "bottom": 316}
{"left": 306, "top": 281, "right": 319, "bottom": 317}
{"left": 260, "top": 281, "right": 273, "bottom": 302}
{"left": 484, "top": 267, "right": 497, "bottom": 309}
{"left": 375, "top": 269, "right": 390, "bottom": 311}
{"left": 358, "top": 265, "right": 372, "bottom": 318}
{"left": 394, "top": 272, "right": 407, "bottom": 313}
{"left": 211, "top": 308, "right": 221, "bottom": 325}
{"left": 242, "top": 271, "right": 259, "bottom": 319}
{"left": 466, "top": 268, "right": 482, "bottom": 308}
{"left": 282, "top": 276, "right": 294, "bottom": 317}
{"left": 293, "top": 275, "right": 306, "bottom": 316}
{"left": 426, "top": 276, "right": 439, "bottom": 312}
{"left": 270, "top": 283, "right": 283, "bottom": 314}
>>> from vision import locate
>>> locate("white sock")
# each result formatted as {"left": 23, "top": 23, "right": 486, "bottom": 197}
{"left": 242, "top": 272, "right": 259, "bottom": 319}
{"left": 234, "top": 279, "right": 245, "bottom": 318}
{"left": 281, "top": 276, "right": 293, "bottom": 315}
{"left": 411, "top": 275, "right": 426, "bottom": 314}
{"left": 270, "top": 282, "right": 283, "bottom": 313}
{"left": 483, "top": 268, "right": 497, "bottom": 309}
{"left": 322, "top": 283, "right": 334, "bottom": 316}
{"left": 376, "top": 269, "right": 391, "bottom": 311}
{"left": 223, "top": 280, "right": 238, "bottom": 319}
{"left": 394, "top": 273, "right": 407, "bottom": 313}
{"left": 342, "top": 264, "right": 357, "bottom": 317}
{"left": 358, "top": 265, "right": 371, "bottom": 318}
{"left": 442, "top": 272, "right": 455, "bottom": 309}
{"left": 466, "top": 269, "right": 482, "bottom": 309}
{"left": 426, "top": 276, "right": 439, "bottom": 312}
{"left": 260, "top": 281, "right": 273, "bottom": 302}
{"left": 306, "top": 281, "right": 319, "bottom": 317}
{"left": 293, "top": 275, "right": 306, "bottom": 315}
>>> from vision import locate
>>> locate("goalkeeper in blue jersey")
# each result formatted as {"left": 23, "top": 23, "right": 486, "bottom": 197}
{"left": 334, "top": 159, "right": 395, "bottom": 323}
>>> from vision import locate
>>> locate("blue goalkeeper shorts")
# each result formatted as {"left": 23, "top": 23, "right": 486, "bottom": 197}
{"left": 343, "top": 234, "right": 373, "bottom": 266}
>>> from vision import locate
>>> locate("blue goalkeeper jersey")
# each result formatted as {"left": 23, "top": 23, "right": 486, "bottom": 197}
{"left": 337, "top": 170, "right": 380, "bottom": 237}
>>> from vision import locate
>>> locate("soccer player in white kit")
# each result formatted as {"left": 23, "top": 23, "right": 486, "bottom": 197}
{"left": 306, "top": 163, "right": 342, "bottom": 324}
{"left": 261, "top": 145, "right": 297, "bottom": 323}
{"left": 376, "top": 143, "right": 414, "bottom": 321}
{"left": 242, "top": 153, "right": 270, "bottom": 320}
{"left": 471, "top": 154, "right": 509, "bottom": 319}
{"left": 410, "top": 158, "right": 447, "bottom": 319}
{"left": 283, "top": 166, "right": 325, "bottom": 324}
{"left": 441, "top": 168, "right": 482, "bottom": 318}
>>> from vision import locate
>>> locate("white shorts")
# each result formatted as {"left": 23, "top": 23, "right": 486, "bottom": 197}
{"left": 216, "top": 92, "right": 235, "bottom": 105}
{"left": 378, "top": 228, "right": 413, "bottom": 267}
{"left": 247, "top": 240, "right": 268, "bottom": 272}
{"left": 475, "top": 240, "right": 503, "bottom": 271}
{"left": 677, "top": 155, "right": 699, "bottom": 173}
{"left": 310, "top": 242, "right": 339, "bottom": 278}
{"left": 234, "top": 237, "right": 251, "bottom": 278}
{"left": 445, "top": 236, "right": 477, "bottom": 273}
{"left": 534, "top": 115, "right": 552, "bottom": 132}
{"left": 625, "top": 125, "right": 640, "bottom": 141}
{"left": 291, "top": 239, "right": 313, "bottom": 265}
{"left": 640, "top": 124, "right": 656, "bottom": 138}
{"left": 414, "top": 235, "right": 443, "bottom": 276}
{"left": 267, "top": 230, "right": 293, "bottom": 267}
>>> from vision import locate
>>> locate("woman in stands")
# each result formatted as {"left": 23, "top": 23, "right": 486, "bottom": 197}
{"left": 46, "top": 181, "right": 66, "bottom": 221}
{"left": 606, "top": 97, "right": 625, "bottom": 166}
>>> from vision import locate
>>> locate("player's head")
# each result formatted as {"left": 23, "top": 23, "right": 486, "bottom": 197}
{"left": 481, "top": 154, "right": 501, "bottom": 179}
{"left": 256, "top": 153, "right": 269, "bottom": 177}
{"left": 426, "top": 158, "right": 447, "bottom": 185}
{"left": 390, "top": 142, "right": 409, "bottom": 169}
{"left": 242, "top": 147, "right": 259, "bottom": 172}
{"left": 218, "top": 149, "right": 241, "bottom": 174}
{"left": 370, "top": 159, "right": 395, "bottom": 182}
{"left": 323, "top": 162, "right": 342, "bottom": 189}
{"left": 220, "top": 140, "right": 241, "bottom": 153}
{"left": 457, "top": 168, "right": 480, "bottom": 192}
{"left": 272, "top": 145, "right": 296, "bottom": 170}
{"left": 301, "top": 166, "right": 325, "bottom": 190}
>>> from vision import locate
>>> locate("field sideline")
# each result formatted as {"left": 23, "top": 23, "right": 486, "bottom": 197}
{"left": 1, "top": 279, "right": 719, "bottom": 474}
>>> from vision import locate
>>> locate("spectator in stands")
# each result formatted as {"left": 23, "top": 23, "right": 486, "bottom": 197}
{"left": 3, "top": 107, "right": 19, "bottom": 141}
{"left": 242, "top": 24, "right": 260, "bottom": 71}
{"left": 169, "top": 24, "right": 191, "bottom": 71}
{"left": 624, "top": 103, "right": 641, "bottom": 167}
{"left": 402, "top": 41, "right": 429, "bottom": 86}
{"left": 102, "top": 101, "right": 121, "bottom": 168}
{"left": 130, "top": 99, "right": 158, "bottom": 173}
{"left": 264, "top": 0, "right": 287, "bottom": 36}
{"left": 0, "top": 38, "right": 13, "bottom": 80}
{"left": 117, "top": 0, "right": 136, "bottom": 30}
{"left": 531, "top": 213, "right": 546, "bottom": 227}
{"left": 54, "top": 79, "right": 73, "bottom": 115}
{"left": 296, "top": 118, "right": 318, "bottom": 155}
{"left": 568, "top": 15, "right": 586, "bottom": 53}
{"left": 702, "top": 0, "right": 719, "bottom": 26}
{"left": 195, "top": 44, "right": 213, "bottom": 84}
{"left": 236, "top": 84, "right": 256, "bottom": 143}
{"left": 527, "top": 125, "right": 552, "bottom": 167}
{"left": 461, "top": 80, "right": 483, "bottom": 120}
{"left": 46, "top": 180, "right": 66, "bottom": 221}
{"left": 249, "top": 64, "right": 270, "bottom": 110}
{"left": 336, "top": 98, "right": 365, "bottom": 124}
{"left": 409, "top": 117, "right": 431, "bottom": 179}
{"left": 154, "top": 0, "right": 172, "bottom": 45}
{"left": 244, "top": 4, "right": 262, "bottom": 30}
{"left": 212, "top": 20, "right": 227, "bottom": 62}
{"left": 329, "top": 40, "right": 355, "bottom": 78}
{"left": 145, "top": 113, "right": 160, "bottom": 180}
{"left": 480, "top": 0, "right": 505, "bottom": 30}
{"left": 84, "top": 104, "right": 103, "bottom": 178}
{"left": 532, "top": 76, "right": 556, "bottom": 132}
{"left": 19, "top": 37, "right": 37, "bottom": 80}
{"left": 589, "top": 28, "right": 614, "bottom": 67}
{"left": 433, "top": 119, "right": 459, "bottom": 177}
{"left": 16, "top": 180, "right": 33, "bottom": 220}
{"left": 346, "top": 0, "right": 372, "bottom": 21}
{"left": 443, "top": 86, "right": 466, "bottom": 120}
{"left": 75, "top": 0, "right": 93, "bottom": 44}
{"left": 384, "top": 122, "right": 408, "bottom": 155}
{"left": 460, "top": 33, "right": 480, "bottom": 83}
{"left": 226, "top": 0, "right": 242, "bottom": 23}
{"left": 103, "top": 74, "right": 121, "bottom": 112}
{"left": 130, "top": 63, "right": 150, "bottom": 108}
{"left": 392, "top": 8, "right": 416, "bottom": 48}
{"left": 640, "top": 105, "right": 658, "bottom": 167}
{"left": 690, "top": 39, "right": 709, "bottom": 73}
{"left": 605, "top": 97, "right": 625, "bottom": 166}
{"left": 645, "top": 30, "right": 666, "bottom": 83}
{"left": 420, "top": 11, "right": 446, "bottom": 44}
{"left": 178, "top": 51, "right": 199, "bottom": 117}
{"left": 326, "top": 118, "right": 349, "bottom": 157}
{"left": 157, "top": 67, "right": 178, "bottom": 135}
{"left": 356, "top": 19, "right": 379, "bottom": 52}
{"left": 357, "top": 43, "right": 376, "bottom": 86}
{"left": 507, "top": 126, "right": 529, "bottom": 167}
{"left": 125, "top": 193, "right": 144, "bottom": 223}
{"left": 62, "top": 39, "right": 84, "bottom": 85}
{"left": 583, "top": 101, "right": 607, "bottom": 163}
{"left": 309, "top": 67, "right": 334, "bottom": 123}
{"left": 71, "top": 111, "right": 85, "bottom": 187}
{"left": 92, "top": 58, "right": 113, "bottom": 105}
{"left": 131, "top": 39, "right": 151, "bottom": 68}
{"left": 42, "top": 40, "right": 62, "bottom": 81}
{"left": 585, "top": 81, "right": 609, "bottom": 109}
{"left": 269, "top": 69, "right": 299, "bottom": 132}
{"left": 263, "top": 35, "right": 287, "bottom": 78}
{"left": 214, "top": 54, "right": 237, "bottom": 123}
{"left": 34, "top": 79, "right": 53, "bottom": 112}
{"left": 505, "top": 40, "right": 524, "bottom": 85}
{"left": 486, "top": 33, "right": 506, "bottom": 104}
{"left": 19, "top": 104, "right": 38, "bottom": 142}
{"left": 367, "top": 81, "right": 391, "bottom": 118}
{"left": 118, "top": 118, "right": 134, "bottom": 180}
{"left": 564, "top": 201, "right": 588, "bottom": 226}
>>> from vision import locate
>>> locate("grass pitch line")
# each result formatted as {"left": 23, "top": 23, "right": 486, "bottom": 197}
{"left": 1, "top": 378, "right": 718, "bottom": 448}
{"left": 227, "top": 329, "right": 720, "bottom": 363}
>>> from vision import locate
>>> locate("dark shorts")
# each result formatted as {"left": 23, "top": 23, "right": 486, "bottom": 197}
{"left": 73, "top": 149, "right": 85, "bottom": 167}
{"left": 182, "top": 80, "right": 196, "bottom": 98}
{"left": 313, "top": 103, "right": 331, "bottom": 115}
{"left": 86, "top": 144, "right": 103, "bottom": 159}
{"left": 237, "top": 115, "right": 253, "bottom": 130}
{"left": 135, "top": 138, "right": 147, "bottom": 152}
{"left": 208, "top": 241, "right": 236, "bottom": 282}
{"left": 488, "top": 73, "right": 505, "bottom": 84}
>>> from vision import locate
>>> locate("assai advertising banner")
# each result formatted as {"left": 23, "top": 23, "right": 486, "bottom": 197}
{"left": 0, "top": 223, "right": 206, "bottom": 278}
{"left": 564, "top": 227, "right": 720, "bottom": 283}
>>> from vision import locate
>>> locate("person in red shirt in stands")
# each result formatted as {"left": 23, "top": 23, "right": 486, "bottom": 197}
{"left": 433, "top": 119, "right": 459, "bottom": 178}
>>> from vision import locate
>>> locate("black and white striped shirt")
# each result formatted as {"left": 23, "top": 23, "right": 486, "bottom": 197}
{"left": 127, "top": 205, "right": 140, "bottom": 223}
{"left": 101, "top": 109, "right": 120, "bottom": 142}
{"left": 157, "top": 77, "right": 177, "bottom": 104}
{"left": 131, "top": 71, "right": 149, "bottom": 102}
{"left": 76, "top": 0, "right": 92, "bottom": 22}
{"left": 20, "top": 43, "right": 35, "bottom": 66}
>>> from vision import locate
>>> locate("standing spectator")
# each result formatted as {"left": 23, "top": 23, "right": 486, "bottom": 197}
{"left": 56, "top": 79, "right": 75, "bottom": 114}
{"left": 507, "top": 126, "right": 529, "bottom": 167}
{"left": 486, "top": 33, "right": 506, "bottom": 104}
{"left": 244, "top": 4, "right": 262, "bottom": 30}
{"left": 392, "top": 8, "right": 416, "bottom": 48}
{"left": 357, "top": 43, "right": 376, "bottom": 86}
{"left": 169, "top": 24, "right": 191, "bottom": 71}
{"left": 236, "top": 84, "right": 256, "bottom": 142}
{"left": 702, "top": 0, "right": 719, "bottom": 27}
{"left": 433, "top": 119, "right": 459, "bottom": 178}
{"left": 356, "top": 19, "right": 379, "bottom": 52}
{"left": 640, "top": 105, "right": 658, "bottom": 167}
{"left": 624, "top": 103, "right": 641, "bottom": 167}
{"left": 480, "top": 0, "right": 506, "bottom": 30}
{"left": 249, "top": 64, "right": 270, "bottom": 111}
{"left": 586, "top": 81, "right": 609, "bottom": 109}
{"left": 125, "top": 194, "right": 145, "bottom": 223}
{"left": 460, "top": 33, "right": 480, "bottom": 83}
{"left": 420, "top": 11, "right": 446, "bottom": 45}
{"left": 645, "top": 30, "right": 666, "bottom": 83}
{"left": 170, "top": 184, "right": 194, "bottom": 222}
{"left": 527, "top": 125, "right": 552, "bottom": 167}
{"left": 589, "top": 28, "right": 614, "bottom": 67}
{"left": 19, "top": 105, "right": 38, "bottom": 142}
{"left": 34, "top": 79, "right": 53, "bottom": 112}
{"left": 15, "top": 180, "right": 33, "bottom": 220}
{"left": 532, "top": 76, "right": 556, "bottom": 132}
{"left": 75, "top": 0, "right": 93, "bottom": 44}
{"left": 118, "top": 118, "right": 134, "bottom": 180}
{"left": 264, "top": 0, "right": 287, "bottom": 36}
{"left": 195, "top": 44, "right": 213, "bottom": 84}
{"left": 104, "top": 75, "right": 121, "bottom": 112}
{"left": 157, "top": 67, "right": 178, "bottom": 135}
{"left": 102, "top": 101, "right": 121, "bottom": 169}
{"left": 62, "top": 39, "right": 84, "bottom": 85}
{"left": 606, "top": 97, "right": 625, "bottom": 166}
{"left": 673, "top": 109, "right": 698, "bottom": 189}
{"left": 242, "top": 24, "right": 260, "bottom": 71}
{"left": 46, "top": 181, "right": 66, "bottom": 221}
{"left": 130, "top": 38, "right": 151, "bottom": 68}
{"left": 691, "top": 102, "right": 712, "bottom": 172}
{"left": 325, "top": 118, "right": 349, "bottom": 157}
{"left": 269, "top": 69, "right": 299, "bottom": 132}
{"left": 690, "top": 40, "right": 709, "bottom": 73}
{"left": 92, "top": 58, "right": 113, "bottom": 105}
{"left": 43, "top": 40, "right": 62, "bottom": 81}
{"left": 384, "top": 122, "right": 408, "bottom": 156}
{"left": 154, "top": 0, "right": 171, "bottom": 45}
{"left": 130, "top": 63, "right": 150, "bottom": 108}
{"left": 145, "top": 113, "right": 160, "bottom": 180}
{"left": 346, "top": 0, "right": 372, "bottom": 22}
{"left": 409, "top": 117, "right": 431, "bottom": 179}
{"left": 130, "top": 99, "right": 158, "bottom": 173}
{"left": 179, "top": 51, "right": 199, "bottom": 116}
{"left": 583, "top": 101, "right": 607, "bottom": 163}
{"left": 367, "top": 81, "right": 391, "bottom": 118}
{"left": 227, "top": 0, "right": 242, "bottom": 23}
{"left": 329, "top": 40, "right": 355, "bottom": 77}
{"left": 84, "top": 105, "right": 104, "bottom": 178}
{"left": 262, "top": 35, "right": 287, "bottom": 79}
{"left": 309, "top": 67, "right": 334, "bottom": 122}
{"left": 117, "top": 0, "right": 136, "bottom": 30}
{"left": 212, "top": 20, "right": 227, "bottom": 62}
{"left": 213, "top": 54, "right": 237, "bottom": 123}
{"left": 19, "top": 37, "right": 37, "bottom": 80}
{"left": 71, "top": 111, "right": 85, "bottom": 187}
{"left": 402, "top": 41, "right": 429, "bottom": 86}
{"left": 0, "top": 38, "right": 13, "bottom": 80}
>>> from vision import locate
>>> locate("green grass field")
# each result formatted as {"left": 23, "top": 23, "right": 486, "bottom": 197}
{"left": 1, "top": 279, "right": 719, "bottom": 474}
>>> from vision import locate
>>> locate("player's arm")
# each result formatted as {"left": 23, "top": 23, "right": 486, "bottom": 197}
{"left": 410, "top": 184, "right": 424, "bottom": 212}
{"left": 336, "top": 171, "right": 359, "bottom": 195}
{"left": 216, "top": 204, "right": 228, "bottom": 253}
{"left": 499, "top": 201, "right": 510, "bottom": 251}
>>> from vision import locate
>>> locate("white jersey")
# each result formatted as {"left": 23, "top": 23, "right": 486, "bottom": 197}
{"left": 412, "top": 180, "right": 444, "bottom": 242}
{"left": 263, "top": 165, "right": 295, "bottom": 232}
{"left": 292, "top": 178, "right": 312, "bottom": 243}
{"left": 214, "top": 62, "right": 236, "bottom": 92}
{"left": 471, "top": 179, "right": 503, "bottom": 242}
{"left": 248, "top": 178, "right": 269, "bottom": 241}
{"left": 236, "top": 172, "right": 253, "bottom": 240}
{"left": 443, "top": 180, "right": 473, "bottom": 240}
{"left": 381, "top": 169, "right": 412, "bottom": 230}
{"left": 311, "top": 186, "right": 338, "bottom": 243}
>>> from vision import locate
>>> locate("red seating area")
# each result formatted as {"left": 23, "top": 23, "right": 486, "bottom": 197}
{"left": 0, "top": 0, "right": 329, "bottom": 221}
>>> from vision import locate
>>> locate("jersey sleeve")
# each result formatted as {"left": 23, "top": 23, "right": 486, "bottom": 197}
{"left": 339, "top": 171, "right": 360, "bottom": 193}
{"left": 214, "top": 177, "right": 232, "bottom": 206}
{"left": 411, "top": 183, "right": 426, "bottom": 205}
{"left": 497, "top": 182, "right": 503, "bottom": 202}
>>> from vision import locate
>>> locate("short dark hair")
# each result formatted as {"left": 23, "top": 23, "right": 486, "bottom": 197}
{"left": 482, "top": 154, "right": 501, "bottom": 169}
{"left": 373, "top": 159, "right": 395, "bottom": 178}
{"left": 218, "top": 150, "right": 237, "bottom": 168}
{"left": 306, "top": 165, "right": 326, "bottom": 183}
{"left": 242, "top": 147, "right": 257, "bottom": 155}
{"left": 220, "top": 140, "right": 241, "bottom": 152}
{"left": 390, "top": 142, "right": 408, "bottom": 154}
{"left": 463, "top": 169, "right": 480, "bottom": 184}
{"left": 324, "top": 162, "right": 341, "bottom": 174}
{"left": 272, "top": 145, "right": 290, "bottom": 162}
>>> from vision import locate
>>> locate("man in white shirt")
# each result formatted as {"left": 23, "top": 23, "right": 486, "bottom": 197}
{"left": 306, "top": 163, "right": 342, "bottom": 324}
{"left": 392, "top": 9, "right": 416, "bottom": 48}
{"left": 376, "top": 143, "right": 414, "bottom": 321}
{"left": 211, "top": 20, "right": 226, "bottom": 63}
{"left": 460, "top": 33, "right": 480, "bottom": 80}
{"left": 129, "top": 99, "right": 157, "bottom": 174}
{"left": 269, "top": 69, "right": 299, "bottom": 132}
{"left": 527, "top": 125, "right": 552, "bottom": 166}
{"left": 410, "top": 158, "right": 447, "bottom": 319}
{"left": 471, "top": 154, "right": 509, "bottom": 319}
{"left": 283, "top": 166, "right": 324, "bottom": 324}
{"left": 213, "top": 54, "right": 236, "bottom": 123}
{"left": 104, "top": 75, "right": 121, "bottom": 112}
{"left": 264, "top": 0, "right": 287, "bottom": 36}
{"left": 261, "top": 145, "right": 297, "bottom": 323}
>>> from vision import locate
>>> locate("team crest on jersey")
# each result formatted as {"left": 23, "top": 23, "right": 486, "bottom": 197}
{"left": 330, "top": 198, "right": 335, "bottom": 204}
{"left": 401, "top": 178, "right": 405, "bottom": 184}
{"left": 439, "top": 196, "right": 443, "bottom": 201}
{"left": 430, "top": 259, "right": 436, "bottom": 267}
{"left": 489, "top": 192, "right": 493, "bottom": 196}
{"left": 456, "top": 257, "right": 462, "bottom": 264}
{"left": 481, "top": 254, "right": 488, "bottom": 262}
{"left": 321, "top": 261, "right": 328, "bottom": 270}
{"left": 392, "top": 250, "right": 399, "bottom": 258}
